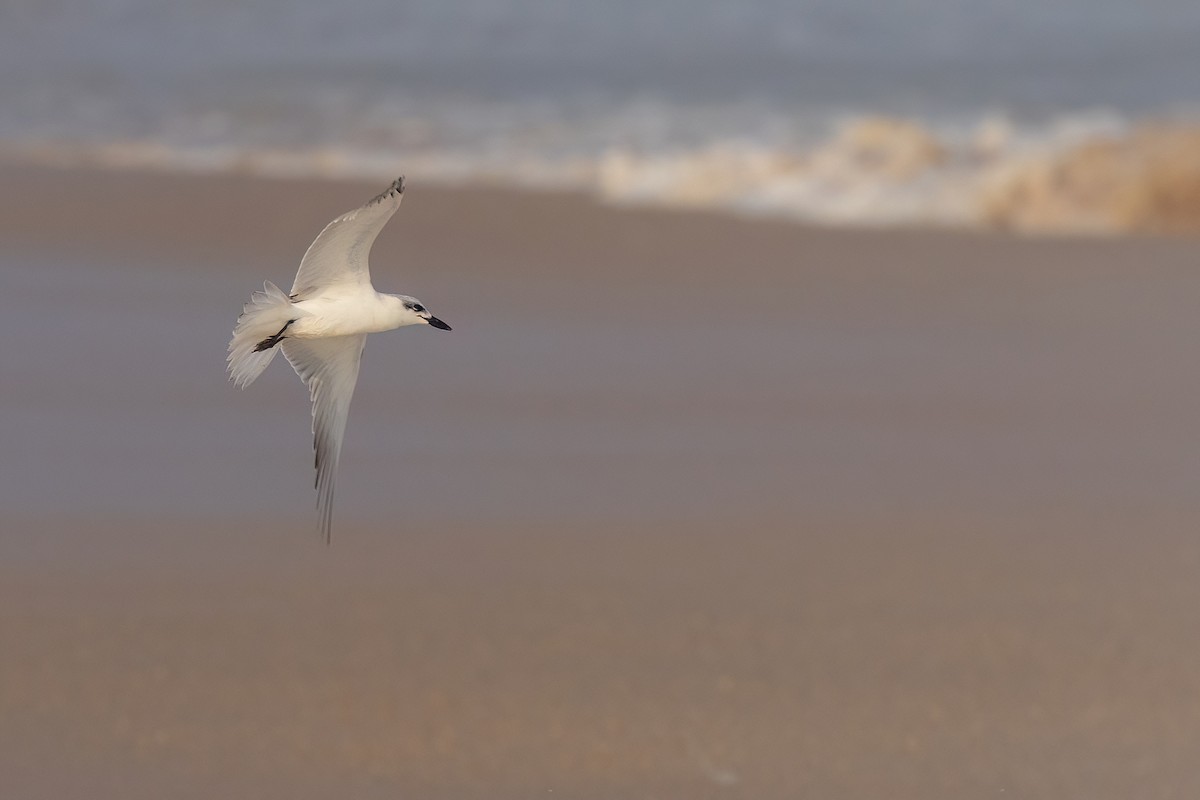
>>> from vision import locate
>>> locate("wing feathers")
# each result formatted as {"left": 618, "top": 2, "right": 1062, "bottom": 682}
{"left": 281, "top": 334, "right": 367, "bottom": 543}
{"left": 289, "top": 177, "right": 405, "bottom": 300}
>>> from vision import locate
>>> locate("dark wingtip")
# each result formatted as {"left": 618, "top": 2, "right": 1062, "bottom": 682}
{"left": 368, "top": 176, "right": 406, "bottom": 207}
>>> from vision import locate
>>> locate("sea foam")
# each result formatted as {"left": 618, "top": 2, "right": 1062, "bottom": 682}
{"left": 6, "top": 112, "right": 1199, "bottom": 235}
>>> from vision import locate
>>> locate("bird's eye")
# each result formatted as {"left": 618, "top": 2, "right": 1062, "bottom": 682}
{"left": 413, "top": 304, "right": 425, "bottom": 313}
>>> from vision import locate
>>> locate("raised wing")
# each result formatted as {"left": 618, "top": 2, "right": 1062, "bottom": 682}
{"left": 289, "top": 177, "right": 405, "bottom": 299}
{"left": 281, "top": 334, "right": 368, "bottom": 543}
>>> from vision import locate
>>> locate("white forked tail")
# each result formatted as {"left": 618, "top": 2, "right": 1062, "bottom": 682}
{"left": 227, "top": 281, "right": 296, "bottom": 388}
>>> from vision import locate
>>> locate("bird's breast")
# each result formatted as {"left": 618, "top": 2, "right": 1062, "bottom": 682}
{"left": 289, "top": 294, "right": 404, "bottom": 338}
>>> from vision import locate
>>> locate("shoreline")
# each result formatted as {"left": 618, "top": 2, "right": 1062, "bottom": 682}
{"left": 3, "top": 158, "right": 1193, "bottom": 277}
{"left": 6, "top": 114, "right": 1200, "bottom": 237}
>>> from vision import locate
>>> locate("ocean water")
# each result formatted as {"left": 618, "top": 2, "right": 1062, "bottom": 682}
{"left": 4, "top": 0, "right": 1199, "bottom": 226}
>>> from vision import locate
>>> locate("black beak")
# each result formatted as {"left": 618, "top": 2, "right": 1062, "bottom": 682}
{"left": 427, "top": 316, "right": 452, "bottom": 331}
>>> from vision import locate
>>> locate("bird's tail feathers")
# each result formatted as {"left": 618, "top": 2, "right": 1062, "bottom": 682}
{"left": 227, "top": 281, "right": 296, "bottom": 388}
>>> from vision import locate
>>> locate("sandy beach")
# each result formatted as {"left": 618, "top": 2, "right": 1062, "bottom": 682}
{"left": 4, "top": 164, "right": 1200, "bottom": 798}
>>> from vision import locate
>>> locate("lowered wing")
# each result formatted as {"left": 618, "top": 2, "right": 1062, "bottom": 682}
{"left": 281, "top": 334, "right": 368, "bottom": 543}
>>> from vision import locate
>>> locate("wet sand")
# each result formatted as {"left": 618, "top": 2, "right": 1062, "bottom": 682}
{"left": 3, "top": 164, "right": 1200, "bottom": 798}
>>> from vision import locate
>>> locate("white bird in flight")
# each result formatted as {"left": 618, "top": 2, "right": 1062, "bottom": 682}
{"left": 227, "top": 177, "right": 450, "bottom": 542}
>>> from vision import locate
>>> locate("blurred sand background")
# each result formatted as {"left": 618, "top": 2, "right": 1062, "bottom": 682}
{"left": 3, "top": 164, "right": 1200, "bottom": 798}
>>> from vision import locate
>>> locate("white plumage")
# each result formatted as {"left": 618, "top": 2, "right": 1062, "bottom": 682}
{"left": 227, "top": 177, "right": 451, "bottom": 542}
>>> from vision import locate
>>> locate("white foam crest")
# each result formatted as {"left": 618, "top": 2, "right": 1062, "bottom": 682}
{"left": 592, "top": 112, "right": 1140, "bottom": 227}
{"left": 6, "top": 108, "right": 1196, "bottom": 233}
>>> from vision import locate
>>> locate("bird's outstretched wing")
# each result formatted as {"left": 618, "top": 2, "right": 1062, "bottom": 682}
{"left": 281, "top": 334, "right": 368, "bottom": 543}
{"left": 290, "top": 177, "right": 405, "bottom": 300}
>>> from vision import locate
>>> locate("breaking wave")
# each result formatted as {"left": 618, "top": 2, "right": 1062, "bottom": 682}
{"left": 6, "top": 110, "right": 1200, "bottom": 235}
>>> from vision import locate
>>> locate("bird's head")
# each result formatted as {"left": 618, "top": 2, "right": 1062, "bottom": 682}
{"left": 399, "top": 296, "right": 452, "bottom": 330}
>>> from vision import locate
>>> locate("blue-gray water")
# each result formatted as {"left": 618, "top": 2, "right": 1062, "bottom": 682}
{"left": 6, "top": 0, "right": 1200, "bottom": 133}
{"left": 4, "top": 1, "right": 1199, "bottom": 226}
